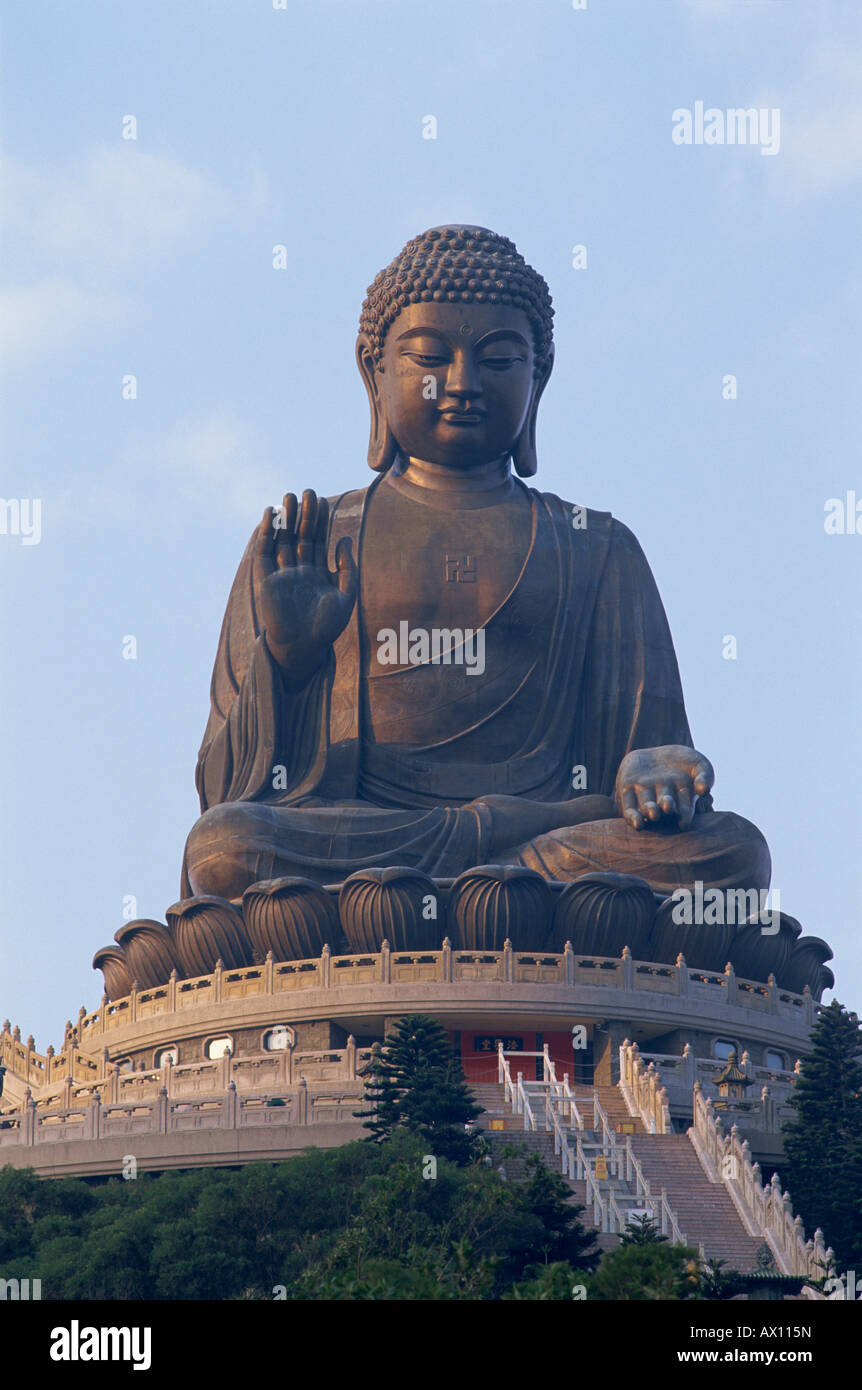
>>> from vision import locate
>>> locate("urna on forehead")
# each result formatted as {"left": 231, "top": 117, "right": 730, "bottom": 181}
{"left": 359, "top": 223, "right": 555, "bottom": 373}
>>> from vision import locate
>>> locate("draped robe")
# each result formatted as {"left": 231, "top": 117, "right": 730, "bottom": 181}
{"left": 182, "top": 475, "right": 769, "bottom": 898}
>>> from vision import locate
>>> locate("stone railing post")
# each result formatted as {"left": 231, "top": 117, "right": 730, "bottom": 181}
{"left": 564, "top": 940, "right": 575, "bottom": 985}
{"left": 803, "top": 984, "right": 814, "bottom": 1025}
{"left": 221, "top": 1048, "right": 233, "bottom": 1091}
{"left": 99, "top": 994, "right": 107, "bottom": 1033}
{"left": 682, "top": 1042, "right": 695, "bottom": 1090}
{"left": 723, "top": 961, "right": 736, "bottom": 1002}
{"left": 129, "top": 982, "right": 138, "bottom": 1023}
{"left": 162, "top": 1055, "right": 173, "bottom": 1097}
{"left": 213, "top": 959, "right": 224, "bottom": 1004}
{"left": 88, "top": 1093, "right": 101, "bottom": 1141}
{"left": 168, "top": 969, "right": 177, "bottom": 1011}
{"left": 345, "top": 1034, "right": 357, "bottom": 1081}
{"left": 676, "top": 953, "right": 687, "bottom": 995}
{"left": 692, "top": 1077, "right": 701, "bottom": 1122}
{"left": 503, "top": 938, "right": 513, "bottom": 983}
{"left": 157, "top": 1086, "right": 168, "bottom": 1135}
{"left": 379, "top": 940, "right": 391, "bottom": 984}
{"left": 224, "top": 1080, "right": 238, "bottom": 1130}
{"left": 297, "top": 1076, "right": 308, "bottom": 1125}
{"left": 658, "top": 1085, "right": 671, "bottom": 1134}
{"left": 23, "top": 1093, "right": 36, "bottom": 1146}
{"left": 620, "top": 1040, "right": 631, "bottom": 1088}
{"left": 63, "top": 1074, "right": 73, "bottom": 1109}
{"left": 767, "top": 972, "right": 778, "bottom": 1012}
{"left": 320, "top": 942, "right": 331, "bottom": 989}
{"left": 441, "top": 937, "right": 453, "bottom": 982}
{"left": 265, "top": 950, "right": 274, "bottom": 993}
{"left": 622, "top": 945, "right": 634, "bottom": 990}
{"left": 768, "top": 1171, "right": 782, "bottom": 1236}
{"left": 24, "top": 1034, "right": 33, "bottom": 1083}
{"left": 792, "top": 1216, "right": 805, "bottom": 1275}
{"left": 284, "top": 1045, "right": 293, "bottom": 1086}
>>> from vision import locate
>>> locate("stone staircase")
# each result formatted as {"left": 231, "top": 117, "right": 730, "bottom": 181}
{"left": 471, "top": 1079, "right": 766, "bottom": 1272}
{"left": 471, "top": 1081, "right": 615, "bottom": 1251}
{"left": 629, "top": 1133, "right": 764, "bottom": 1271}
{"left": 592, "top": 1084, "right": 645, "bottom": 1134}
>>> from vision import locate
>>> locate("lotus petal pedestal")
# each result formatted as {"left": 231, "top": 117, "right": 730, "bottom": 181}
{"left": 242, "top": 877, "right": 341, "bottom": 961}
{"left": 166, "top": 895, "right": 251, "bottom": 977}
{"left": 448, "top": 865, "right": 552, "bottom": 952}
{"left": 338, "top": 866, "right": 443, "bottom": 953}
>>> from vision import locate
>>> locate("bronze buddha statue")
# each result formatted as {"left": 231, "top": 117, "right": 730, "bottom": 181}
{"left": 181, "top": 225, "right": 769, "bottom": 904}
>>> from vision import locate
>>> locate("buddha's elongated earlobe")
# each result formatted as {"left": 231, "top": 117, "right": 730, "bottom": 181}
{"left": 512, "top": 346, "right": 554, "bottom": 478}
{"left": 356, "top": 335, "right": 400, "bottom": 473}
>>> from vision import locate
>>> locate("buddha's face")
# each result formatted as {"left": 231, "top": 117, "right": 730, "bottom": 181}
{"left": 376, "top": 301, "right": 538, "bottom": 469}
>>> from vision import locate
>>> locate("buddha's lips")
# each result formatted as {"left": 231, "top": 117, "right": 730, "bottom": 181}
{"left": 439, "top": 410, "right": 485, "bottom": 425}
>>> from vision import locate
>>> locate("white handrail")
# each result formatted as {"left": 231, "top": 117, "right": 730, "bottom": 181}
{"left": 496, "top": 1045, "right": 687, "bottom": 1244}
{"left": 516, "top": 1074, "right": 536, "bottom": 1131}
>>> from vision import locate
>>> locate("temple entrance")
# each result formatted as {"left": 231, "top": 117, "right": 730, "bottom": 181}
{"left": 451, "top": 1030, "right": 590, "bottom": 1085}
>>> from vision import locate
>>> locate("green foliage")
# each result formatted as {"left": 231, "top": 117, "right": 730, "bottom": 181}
{"left": 356, "top": 1014, "right": 483, "bottom": 1163}
{"left": 0, "top": 1132, "right": 600, "bottom": 1301}
{"left": 505, "top": 1261, "right": 587, "bottom": 1300}
{"left": 782, "top": 999, "right": 862, "bottom": 1269}
{"left": 698, "top": 1257, "right": 742, "bottom": 1300}
{"left": 586, "top": 1240, "right": 703, "bottom": 1300}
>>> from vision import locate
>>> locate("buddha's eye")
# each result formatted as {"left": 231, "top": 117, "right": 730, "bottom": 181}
{"left": 479, "top": 355, "right": 523, "bottom": 371}
{"left": 402, "top": 351, "right": 449, "bottom": 368}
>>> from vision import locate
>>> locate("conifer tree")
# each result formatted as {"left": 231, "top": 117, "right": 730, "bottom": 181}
{"left": 354, "top": 1041, "right": 400, "bottom": 1143}
{"left": 357, "top": 1014, "right": 482, "bottom": 1162}
{"left": 620, "top": 1212, "right": 667, "bottom": 1245}
{"left": 782, "top": 999, "right": 862, "bottom": 1269}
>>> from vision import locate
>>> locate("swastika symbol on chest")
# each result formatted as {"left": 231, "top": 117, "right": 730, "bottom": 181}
{"left": 445, "top": 554, "right": 477, "bottom": 582}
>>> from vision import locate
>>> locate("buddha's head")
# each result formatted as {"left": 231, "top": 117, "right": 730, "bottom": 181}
{"left": 357, "top": 226, "right": 554, "bottom": 477}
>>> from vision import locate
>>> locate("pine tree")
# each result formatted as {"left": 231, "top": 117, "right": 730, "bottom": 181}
{"left": 619, "top": 1212, "right": 668, "bottom": 1245}
{"left": 782, "top": 999, "right": 862, "bottom": 1269}
{"left": 354, "top": 1042, "right": 400, "bottom": 1142}
{"left": 357, "top": 1014, "right": 482, "bottom": 1163}
{"left": 515, "top": 1153, "right": 601, "bottom": 1271}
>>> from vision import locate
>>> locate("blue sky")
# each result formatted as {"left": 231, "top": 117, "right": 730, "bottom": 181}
{"left": 1, "top": 0, "right": 860, "bottom": 1047}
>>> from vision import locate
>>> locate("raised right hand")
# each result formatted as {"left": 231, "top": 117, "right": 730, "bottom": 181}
{"left": 253, "top": 490, "right": 357, "bottom": 689}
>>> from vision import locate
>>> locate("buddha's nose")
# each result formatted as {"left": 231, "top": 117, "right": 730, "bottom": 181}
{"left": 445, "top": 351, "right": 483, "bottom": 402}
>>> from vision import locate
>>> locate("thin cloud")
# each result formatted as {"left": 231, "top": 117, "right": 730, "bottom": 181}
{"left": 0, "top": 279, "right": 131, "bottom": 370}
{"left": 50, "top": 409, "right": 281, "bottom": 533}
{"left": 765, "top": 40, "right": 862, "bottom": 200}
{"left": 0, "top": 147, "right": 230, "bottom": 369}
{"left": 3, "top": 145, "right": 229, "bottom": 273}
